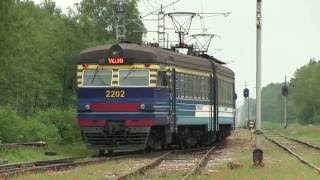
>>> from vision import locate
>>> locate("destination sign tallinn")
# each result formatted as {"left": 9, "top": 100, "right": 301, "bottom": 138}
{"left": 107, "top": 57, "right": 125, "bottom": 65}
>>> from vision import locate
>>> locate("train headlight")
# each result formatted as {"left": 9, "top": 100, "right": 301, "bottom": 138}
{"left": 140, "top": 104, "right": 146, "bottom": 110}
{"left": 85, "top": 104, "right": 91, "bottom": 110}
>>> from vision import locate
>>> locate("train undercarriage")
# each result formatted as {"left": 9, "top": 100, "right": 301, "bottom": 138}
{"left": 81, "top": 123, "right": 232, "bottom": 155}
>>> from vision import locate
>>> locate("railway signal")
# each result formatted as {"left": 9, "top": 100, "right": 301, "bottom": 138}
{"left": 243, "top": 88, "right": 249, "bottom": 98}
{"left": 282, "top": 85, "right": 288, "bottom": 96}
{"left": 248, "top": 119, "right": 255, "bottom": 129}
{"left": 243, "top": 86, "right": 250, "bottom": 129}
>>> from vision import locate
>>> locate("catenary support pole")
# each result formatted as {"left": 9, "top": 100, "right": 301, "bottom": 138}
{"left": 253, "top": 0, "right": 263, "bottom": 167}
{"left": 284, "top": 76, "right": 287, "bottom": 128}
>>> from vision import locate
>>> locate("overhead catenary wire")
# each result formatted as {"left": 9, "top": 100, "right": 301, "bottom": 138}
{"left": 139, "top": 0, "right": 232, "bottom": 56}
{"left": 140, "top": 0, "right": 181, "bottom": 19}
{"left": 142, "top": 0, "right": 153, "bottom": 13}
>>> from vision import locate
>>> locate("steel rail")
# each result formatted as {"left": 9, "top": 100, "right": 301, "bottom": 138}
{"left": 0, "top": 141, "right": 47, "bottom": 149}
{"left": 279, "top": 134, "right": 320, "bottom": 150}
{"left": 0, "top": 154, "right": 142, "bottom": 178}
{"left": 117, "top": 151, "right": 172, "bottom": 180}
{"left": 264, "top": 130, "right": 320, "bottom": 150}
{"left": 0, "top": 157, "right": 81, "bottom": 172}
{"left": 182, "top": 145, "right": 217, "bottom": 180}
{"left": 173, "top": 146, "right": 210, "bottom": 154}
{"left": 263, "top": 133, "right": 320, "bottom": 173}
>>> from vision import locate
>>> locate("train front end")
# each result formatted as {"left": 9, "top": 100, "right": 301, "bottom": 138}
{"left": 77, "top": 44, "right": 169, "bottom": 153}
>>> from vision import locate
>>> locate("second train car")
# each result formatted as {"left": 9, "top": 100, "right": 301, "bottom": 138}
{"left": 77, "top": 43, "right": 235, "bottom": 154}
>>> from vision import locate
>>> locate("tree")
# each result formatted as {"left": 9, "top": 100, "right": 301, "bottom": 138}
{"left": 77, "top": 0, "right": 145, "bottom": 43}
{"left": 290, "top": 60, "right": 320, "bottom": 124}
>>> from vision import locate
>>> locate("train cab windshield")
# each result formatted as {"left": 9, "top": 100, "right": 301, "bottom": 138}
{"left": 119, "top": 69, "right": 149, "bottom": 87}
{"left": 82, "top": 69, "right": 112, "bottom": 87}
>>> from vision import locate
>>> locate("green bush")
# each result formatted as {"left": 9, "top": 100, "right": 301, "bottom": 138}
{"left": 0, "top": 106, "right": 23, "bottom": 142}
{"left": 19, "top": 117, "right": 61, "bottom": 144}
{"left": 0, "top": 106, "right": 81, "bottom": 144}
{"left": 32, "top": 109, "right": 81, "bottom": 144}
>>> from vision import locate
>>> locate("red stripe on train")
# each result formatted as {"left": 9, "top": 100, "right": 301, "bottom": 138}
{"left": 79, "top": 119, "right": 106, "bottom": 126}
{"left": 90, "top": 103, "right": 140, "bottom": 112}
{"left": 125, "top": 119, "right": 155, "bottom": 126}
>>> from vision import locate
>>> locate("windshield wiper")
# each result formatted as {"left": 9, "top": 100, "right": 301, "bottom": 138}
{"left": 122, "top": 69, "right": 135, "bottom": 81}
{"left": 91, "top": 67, "right": 107, "bottom": 86}
{"left": 91, "top": 66, "right": 100, "bottom": 84}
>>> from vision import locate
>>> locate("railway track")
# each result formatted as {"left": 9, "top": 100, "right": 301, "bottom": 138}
{"left": 264, "top": 130, "right": 320, "bottom": 150}
{"left": 117, "top": 151, "right": 173, "bottom": 179}
{"left": 279, "top": 134, "right": 320, "bottom": 150}
{"left": 115, "top": 145, "right": 219, "bottom": 179}
{"left": 0, "top": 157, "right": 81, "bottom": 174}
{"left": 0, "top": 153, "right": 146, "bottom": 178}
{"left": 0, "top": 141, "right": 47, "bottom": 149}
{"left": 263, "top": 132, "right": 320, "bottom": 173}
{"left": 182, "top": 145, "right": 218, "bottom": 180}
{"left": 1, "top": 145, "right": 222, "bottom": 179}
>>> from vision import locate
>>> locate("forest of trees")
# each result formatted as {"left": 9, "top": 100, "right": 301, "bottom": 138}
{"left": 241, "top": 59, "right": 320, "bottom": 125}
{"left": 0, "top": 0, "right": 144, "bottom": 143}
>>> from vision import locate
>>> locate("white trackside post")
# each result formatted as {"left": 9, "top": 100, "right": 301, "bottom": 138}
{"left": 253, "top": 0, "right": 263, "bottom": 167}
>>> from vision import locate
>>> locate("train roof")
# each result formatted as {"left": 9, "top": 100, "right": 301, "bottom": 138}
{"left": 79, "top": 43, "right": 234, "bottom": 78}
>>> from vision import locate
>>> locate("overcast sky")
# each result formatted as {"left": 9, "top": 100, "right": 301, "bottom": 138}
{"left": 33, "top": 0, "right": 320, "bottom": 104}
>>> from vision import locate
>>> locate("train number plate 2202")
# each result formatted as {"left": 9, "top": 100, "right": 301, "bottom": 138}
{"left": 106, "top": 90, "right": 125, "bottom": 98}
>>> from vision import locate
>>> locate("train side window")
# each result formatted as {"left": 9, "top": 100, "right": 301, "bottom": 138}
{"left": 180, "top": 74, "right": 186, "bottom": 98}
{"left": 185, "top": 74, "right": 189, "bottom": 98}
{"left": 175, "top": 73, "right": 179, "bottom": 97}
{"left": 191, "top": 75, "right": 194, "bottom": 98}
{"left": 190, "top": 75, "right": 194, "bottom": 99}
{"left": 186, "top": 74, "right": 191, "bottom": 98}
{"left": 224, "top": 82, "right": 226, "bottom": 103}
{"left": 221, "top": 80, "right": 224, "bottom": 103}
{"left": 224, "top": 81, "right": 227, "bottom": 103}
{"left": 200, "top": 76, "right": 203, "bottom": 99}
{"left": 195, "top": 76, "right": 199, "bottom": 99}
{"left": 204, "top": 77, "right": 208, "bottom": 99}
{"left": 206, "top": 77, "right": 209, "bottom": 99}
{"left": 207, "top": 77, "right": 210, "bottom": 99}
{"left": 157, "top": 71, "right": 168, "bottom": 87}
{"left": 218, "top": 79, "right": 222, "bottom": 103}
{"left": 176, "top": 73, "right": 181, "bottom": 97}
{"left": 193, "top": 75, "right": 197, "bottom": 99}
{"left": 227, "top": 82, "right": 230, "bottom": 104}
{"left": 200, "top": 77, "right": 204, "bottom": 99}
{"left": 228, "top": 82, "right": 230, "bottom": 104}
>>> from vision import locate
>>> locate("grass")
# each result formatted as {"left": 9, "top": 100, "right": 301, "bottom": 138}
{"left": 19, "top": 156, "right": 156, "bottom": 180}
{"left": 0, "top": 143, "right": 93, "bottom": 163}
{"left": 196, "top": 135, "right": 318, "bottom": 180}
{"left": 263, "top": 121, "right": 320, "bottom": 169}
{"left": 263, "top": 121, "right": 320, "bottom": 144}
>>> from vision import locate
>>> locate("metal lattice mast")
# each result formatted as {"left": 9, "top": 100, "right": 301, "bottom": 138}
{"left": 158, "top": 5, "right": 166, "bottom": 48}
{"left": 113, "top": 0, "right": 128, "bottom": 42}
